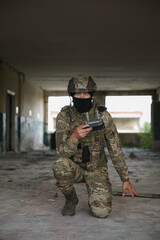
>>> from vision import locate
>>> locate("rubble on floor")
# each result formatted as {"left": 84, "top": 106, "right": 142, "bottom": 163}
{"left": 0, "top": 148, "right": 160, "bottom": 240}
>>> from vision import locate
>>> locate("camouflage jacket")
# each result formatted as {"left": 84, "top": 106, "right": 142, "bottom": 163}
{"left": 56, "top": 105, "right": 129, "bottom": 182}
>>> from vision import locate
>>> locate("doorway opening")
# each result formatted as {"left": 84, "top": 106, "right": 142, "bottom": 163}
{"left": 6, "top": 92, "right": 15, "bottom": 151}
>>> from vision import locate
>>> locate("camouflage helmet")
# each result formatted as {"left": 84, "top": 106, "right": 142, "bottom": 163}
{"left": 67, "top": 74, "right": 97, "bottom": 95}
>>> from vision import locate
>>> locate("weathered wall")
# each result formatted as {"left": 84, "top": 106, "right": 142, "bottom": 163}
{"left": 0, "top": 62, "right": 19, "bottom": 152}
{"left": 0, "top": 62, "right": 44, "bottom": 152}
{"left": 20, "top": 80, "right": 44, "bottom": 151}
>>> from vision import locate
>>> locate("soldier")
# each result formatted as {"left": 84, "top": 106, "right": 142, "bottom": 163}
{"left": 52, "top": 74, "right": 138, "bottom": 218}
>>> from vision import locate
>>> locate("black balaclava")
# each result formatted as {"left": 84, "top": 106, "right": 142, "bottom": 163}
{"left": 73, "top": 96, "right": 93, "bottom": 113}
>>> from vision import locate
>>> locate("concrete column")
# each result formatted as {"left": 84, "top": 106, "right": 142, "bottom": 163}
{"left": 0, "top": 63, "right": 6, "bottom": 153}
{"left": 157, "top": 88, "right": 160, "bottom": 102}
{"left": 16, "top": 72, "right": 23, "bottom": 152}
{"left": 43, "top": 96, "right": 49, "bottom": 146}
{"left": 0, "top": 113, "right": 6, "bottom": 153}
{"left": 151, "top": 100, "right": 160, "bottom": 151}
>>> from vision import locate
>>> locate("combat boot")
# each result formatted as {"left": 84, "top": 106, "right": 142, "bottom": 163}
{"left": 62, "top": 188, "right": 79, "bottom": 216}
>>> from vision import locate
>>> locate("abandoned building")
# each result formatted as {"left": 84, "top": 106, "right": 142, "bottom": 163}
{"left": 0, "top": 1, "right": 160, "bottom": 240}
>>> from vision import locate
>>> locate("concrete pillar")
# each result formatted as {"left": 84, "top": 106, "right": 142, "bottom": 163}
{"left": 0, "top": 113, "right": 6, "bottom": 153}
{"left": 16, "top": 72, "right": 23, "bottom": 152}
{"left": 43, "top": 96, "right": 49, "bottom": 146}
{"left": 0, "top": 63, "right": 6, "bottom": 153}
{"left": 151, "top": 99, "right": 160, "bottom": 151}
{"left": 157, "top": 88, "right": 160, "bottom": 102}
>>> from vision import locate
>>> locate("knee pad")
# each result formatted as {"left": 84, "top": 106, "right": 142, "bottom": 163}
{"left": 90, "top": 203, "right": 112, "bottom": 218}
{"left": 88, "top": 192, "right": 112, "bottom": 218}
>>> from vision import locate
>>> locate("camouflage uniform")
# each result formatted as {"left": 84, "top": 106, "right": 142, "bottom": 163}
{"left": 52, "top": 104, "right": 129, "bottom": 218}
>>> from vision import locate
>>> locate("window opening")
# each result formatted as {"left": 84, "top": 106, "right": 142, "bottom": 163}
{"left": 105, "top": 96, "right": 152, "bottom": 133}
{"left": 48, "top": 96, "right": 70, "bottom": 133}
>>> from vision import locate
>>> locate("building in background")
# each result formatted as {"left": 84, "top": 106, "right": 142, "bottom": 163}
{"left": 109, "top": 111, "right": 143, "bottom": 133}
{"left": 106, "top": 96, "right": 152, "bottom": 133}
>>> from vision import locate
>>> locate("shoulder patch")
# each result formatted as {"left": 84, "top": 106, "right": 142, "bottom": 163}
{"left": 97, "top": 105, "right": 107, "bottom": 112}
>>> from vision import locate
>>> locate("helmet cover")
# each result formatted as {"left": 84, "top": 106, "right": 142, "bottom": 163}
{"left": 67, "top": 74, "right": 97, "bottom": 94}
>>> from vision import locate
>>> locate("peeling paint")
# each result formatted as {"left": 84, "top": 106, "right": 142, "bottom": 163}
{"left": 0, "top": 113, "right": 44, "bottom": 152}
{"left": 20, "top": 116, "right": 43, "bottom": 151}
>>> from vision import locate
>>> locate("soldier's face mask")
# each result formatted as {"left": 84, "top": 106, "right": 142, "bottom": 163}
{"left": 73, "top": 96, "right": 93, "bottom": 113}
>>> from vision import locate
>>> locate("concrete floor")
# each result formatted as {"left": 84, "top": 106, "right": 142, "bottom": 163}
{"left": 0, "top": 148, "right": 160, "bottom": 240}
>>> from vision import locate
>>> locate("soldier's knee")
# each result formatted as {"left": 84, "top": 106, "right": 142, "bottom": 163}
{"left": 89, "top": 196, "right": 112, "bottom": 218}
{"left": 88, "top": 191, "right": 112, "bottom": 218}
{"left": 52, "top": 158, "right": 72, "bottom": 178}
{"left": 90, "top": 203, "right": 112, "bottom": 218}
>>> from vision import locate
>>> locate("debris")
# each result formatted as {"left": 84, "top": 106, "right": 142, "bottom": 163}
{"left": 113, "top": 192, "right": 160, "bottom": 199}
{"left": 8, "top": 179, "right": 13, "bottom": 182}
{"left": 48, "top": 199, "right": 55, "bottom": 202}
{"left": 154, "top": 209, "right": 160, "bottom": 213}
{"left": 119, "top": 236, "right": 126, "bottom": 239}
{"left": 135, "top": 179, "right": 141, "bottom": 182}
{"left": 34, "top": 192, "right": 41, "bottom": 195}
{"left": 35, "top": 214, "right": 51, "bottom": 217}
{"left": 129, "top": 152, "right": 137, "bottom": 158}
{"left": 29, "top": 192, "right": 41, "bottom": 197}
{"left": 54, "top": 192, "right": 58, "bottom": 197}
{"left": 38, "top": 174, "right": 52, "bottom": 180}
{"left": 5, "top": 168, "right": 16, "bottom": 171}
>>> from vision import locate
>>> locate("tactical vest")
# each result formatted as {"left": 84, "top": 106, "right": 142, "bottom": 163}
{"left": 63, "top": 105, "right": 108, "bottom": 171}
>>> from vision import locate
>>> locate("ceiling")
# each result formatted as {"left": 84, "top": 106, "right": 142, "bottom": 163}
{"left": 0, "top": 0, "right": 160, "bottom": 91}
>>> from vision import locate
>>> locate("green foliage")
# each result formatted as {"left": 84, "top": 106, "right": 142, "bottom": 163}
{"left": 144, "top": 121, "right": 151, "bottom": 133}
{"left": 138, "top": 122, "right": 152, "bottom": 149}
{"left": 138, "top": 133, "right": 152, "bottom": 149}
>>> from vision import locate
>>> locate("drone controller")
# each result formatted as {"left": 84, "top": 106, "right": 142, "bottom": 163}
{"left": 84, "top": 111, "right": 105, "bottom": 131}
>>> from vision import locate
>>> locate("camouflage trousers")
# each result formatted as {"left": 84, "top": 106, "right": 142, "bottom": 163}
{"left": 52, "top": 157, "right": 112, "bottom": 218}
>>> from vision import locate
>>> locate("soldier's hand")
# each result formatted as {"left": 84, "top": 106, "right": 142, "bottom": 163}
{"left": 122, "top": 181, "right": 138, "bottom": 198}
{"left": 71, "top": 124, "right": 92, "bottom": 142}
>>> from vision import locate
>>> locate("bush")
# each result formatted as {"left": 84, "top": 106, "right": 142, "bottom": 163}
{"left": 138, "top": 133, "right": 152, "bottom": 149}
{"left": 138, "top": 122, "right": 152, "bottom": 149}
{"left": 144, "top": 121, "right": 151, "bottom": 133}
